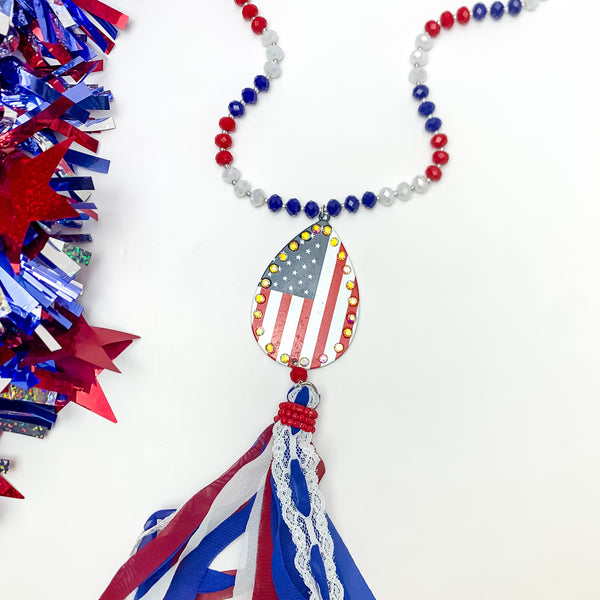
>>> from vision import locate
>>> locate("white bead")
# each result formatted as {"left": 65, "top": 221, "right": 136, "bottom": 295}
{"left": 524, "top": 0, "right": 538, "bottom": 8}
{"left": 397, "top": 182, "right": 412, "bottom": 201}
{"left": 261, "top": 30, "right": 279, "bottom": 46}
{"left": 250, "top": 188, "right": 266, "bottom": 207}
{"left": 412, "top": 175, "right": 429, "bottom": 194}
{"left": 415, "top": 33, "right": 433, "bottom": 51}
{"left": 222, "top": 167, "right": 240, "bottom": 184}
{"left": 234, "top": 179, "right": 251, "bottom": 197}
{"left": 264, "top": 61, "right": 281, "bottom": 78}
{"left": 408, "top": 68, "right": 427, "bottom": 84}
{"left": 379, "top": 187, "right": 395, "bottom": 206}
{"left": 266, "top": 45, "right": 284, "bottom": 61}
{"left": 410, "top": 49, "right": 428, "bottom": 67}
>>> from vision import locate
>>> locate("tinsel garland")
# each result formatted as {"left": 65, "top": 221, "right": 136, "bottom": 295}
{"left": 0, "top": 0, "right": 132, "bottom": 499}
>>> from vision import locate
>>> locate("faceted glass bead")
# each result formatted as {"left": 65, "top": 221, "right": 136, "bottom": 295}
{"left": 491, "top": 2, "right": 505, "bottom": 19}
{"left": 286, "top": 198, "right": 301, "bottom": 215}
{"left": 266, "top": 45, "right": 284, "bottom": 61}
{"left": 216, "top": 150, "right": 233, "bottom": 166}
{"left": 413, "top": 84, "right": 430, "bottom": 100}
{"left": 433, "top": 150, "right": 449, "bottom": 165}
{"left": 440, "top": 11, "right": 454, "bottom": 28}
{"left": 242, "top": 87, "right": 258, "bottom": 104}
{"left": 304, "top": 201, "right": 320, "bottom": 218}
{"left": 344, "top": 195, "right": 360, "bottom": 213}
{"left": 379, "top": 187, "right": 395, "bottom": 206}
{"left": 425, "top": 117, "right": 442, "bottom": 133}
{"left": 327, "top": 199, "right": 342, "bottom": 216}
{"left": 431, "top": 133, "right": 448, "bottom": 148}
{"left": 252, "top": 16, "right": 267, "bottom": 34}
{"left": 415, "top": 33, "right": 434, "bottom": 51}
{"left": 473, "top": 3, "right": 488, "bottom": 19}
{"left": 418, "top": 101, "right": 436, "bottom": 117}
{"left": 425, "top": 20, "right": 441, "bottom": 37}
{"left": 362, "top": 191, "right": 377, "bottom": 208}
{"left": 215, "top": 133, "right": 232, "bottom": 148}
{"left": 425, "top": 165, "right": 442, "bottom": 181}
{"left": 219, "top": 116, "right": 236, "bottom": 132}
{"left": 524, "top": 0, "right": 538, "bottom": 9}
{"left": 234, "top": 179, "right": 251, "bottom": 197}
{"left": 242, "top": 4, "right": 258, "bottom": 20}
{"left": 397, "top": 182, "right": 412, "bottom": 201}
{"left": 457, "top": 7, "right": 471, "bottom": 23}
{"left": 410, "top": 49, "right": 428, "bottom": 67}
{"left": 413, "top": 175, "right": 429, "bottom": 193}
{"left": 268, "top": 194, "right": 283, "bottom": 212}
{"left": 229, "top": 101, "right": 245, "bottom": 117}
{"left": 254, "top": 75, "right": 270, "bottom": 92}
{"left": 264, "top": 61, "right": 281, "bottom": 78}
{"left": 409, "top": 68, "right": 427, "bottom": 84}
{"left": 508, "top": 0, "right": 522, "bottom": 14}
{"left": 261, "top": 30, "right": 279, "bottom": 46}
{"left": 223, "top": 167, "right": 240, "bottom": 183}
{"left": 250, "top": 188, "right": 266, "bottom": 206}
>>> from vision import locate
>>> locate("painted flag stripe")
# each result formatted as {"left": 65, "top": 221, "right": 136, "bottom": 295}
{"left": 311, "top": 250, "right": 347, "bottom": 368}
{"left": 290, "top": 298, "right": 314, "bottom": 364}
{"left": 269, "top": 293, "right": 292, "bottom": 358}
{"left": 277, "top": 295, "right": 306, "bottom": 363}
{"left": 297, "top": 235, "right": 341, "bottom": 364}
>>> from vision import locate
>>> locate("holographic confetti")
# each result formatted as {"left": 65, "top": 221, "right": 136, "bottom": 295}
{"left": 0, "top": 0, "right": 133, "bottom": 499}
{"left": 0, "top": 458, "right": 9, "bottom": 474}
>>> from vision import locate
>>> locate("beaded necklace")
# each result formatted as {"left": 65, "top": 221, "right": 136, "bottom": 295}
{"left": 102, "top": 2, "right": 548, "bottom": 599}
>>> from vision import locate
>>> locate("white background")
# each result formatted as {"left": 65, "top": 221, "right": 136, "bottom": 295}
{"left": 2, "top": 1, "right": 600, "bottom": 598}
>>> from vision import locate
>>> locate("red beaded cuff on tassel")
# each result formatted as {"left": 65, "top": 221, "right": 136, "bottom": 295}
{"left": 274, "top": 402, "right": 318, "bottom": 433}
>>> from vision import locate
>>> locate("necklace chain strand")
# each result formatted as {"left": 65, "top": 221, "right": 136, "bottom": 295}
{"left": 215, "top": 0, "right": 545, "bottom": 218}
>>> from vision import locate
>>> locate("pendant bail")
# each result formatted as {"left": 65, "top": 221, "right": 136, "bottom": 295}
{"left": 319, "top": 204, "right": 330, "bottom": 221}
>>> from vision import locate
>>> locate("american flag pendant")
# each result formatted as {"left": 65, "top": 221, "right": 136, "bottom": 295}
{"left": 251, "top": 219, "right": 359, "bottom": 369}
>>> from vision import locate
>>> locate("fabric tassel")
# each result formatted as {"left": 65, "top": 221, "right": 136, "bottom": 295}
{"left": 101, "top": 383, "right": 375, "bottom": 600}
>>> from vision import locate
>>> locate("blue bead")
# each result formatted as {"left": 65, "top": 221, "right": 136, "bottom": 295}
{"left": 327, "top": 199, "right": 342, "bottom": 217}
{"left": 344, "top": 195, "right": 360, "bottom": 213}
{"left": 362, "top": 191, "right": 377, "bottom": 208}
{"left": 304, "top": 201, "right": 320, "bottom": 219}
{"left": 508, "top": 0, "right": 522, "bottom": 14}
{"left": 286, "top": 198, "right": 301, "bottom": 216}
{"left": 418, "top": 101, "right": 436, "bottom": 117}
{"left": 425, "top": 117, "right": 442, "bottom": 133}
{"left": 491, "top": 2, "right": 505, "bottom": 18}
{"left": 228, "top": 101, "right": 245, "bottom": 117}
{"left": 267, "top": 194, "right": 283, "bottom": 212}
{"left": 241, "top": 87, "right": 257, "bottom": 104}
{"left": 412, "top": 84, "right": 429, "bottom": 100}
{"left": 473, "top": 3, "right": 487, "bottom": 19}
{"left": 254, "top": 75, "right": 270, "bottom": 92}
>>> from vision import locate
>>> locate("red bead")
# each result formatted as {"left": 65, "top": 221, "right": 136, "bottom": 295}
{"left": 241, "top": 3, "right": 258, "bottom": 19}
{"left": 216, "top": 150, "right": 233, "bottom": 166}
{"left": 440, "top": 11, "right": 454, "bottom": 28}
{"left": 431, "top": 133, "right": 448, "bottom": 149}
{"left": 234, "top": 0, "right": 246, "bottom": 5}
{"left": 290, "top": 366, "right": 307, "bottom": 383}
{"left": 433, "top": 150, "right": 449, "bottom": 165}
{"left": 425, "top": 20, "right": 441, "bottom": 37}
{"left": 426, "top": 165, "right": 443, "bottom": 181}
{"left": 215, "top": 133, "right": 232, "bottom": 149}
{"left": 457, "top": 7, "right": 471, "bottom": 23}
{"left": 251, "top": 16, "right": 267, "bottom": 33}
{"left": 219, "top": 117, "right": 236, "bottom": 132}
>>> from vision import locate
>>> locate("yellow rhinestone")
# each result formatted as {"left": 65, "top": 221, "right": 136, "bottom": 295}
{"left": 269, "top": 264, "right": 279, "bottom": 273}
{"left": 280, "top": 353, "right": 290, "bottom": 364}
{"left": 343, "top": 265, "right": 351, "bottom": 275}
{"left": 334, "top": 343, "right": 344, "bottom": 353}
{"left": 337, "top": 251, "right": 346, "bottom": 261}
{"left": 346, "top": 280, "right": 355, "bottom": 290}
{"left": 256, "top": 294, "right": 266, "bottom": 304}
{"left": 348, "top": 297, "right": 358, "bottom": 306}
{"left": 301, "top": 231, "right": 311, "bottom": 241}
{"left": 312, "top": 224, "right": 321, "bottom": 234}
{"left": 343, "top": 328, "right": 352, "bottom": 338}
{"left": 261, "top": 278, "right": 271, "bottom": 288}
{"left": 279, "top": 252, "right": 288, "bottom": 261}
{"left": 323, "top": 226, "right": 332, "bottom": 236}
{"left": 289, "top": 241, "right": 299, "bottom": 251}
{"left": 256, "top": 327, "right": 265, "bottom": 337}
{"left": 253, "top": 310, "right": 263, "bottom": 319}
{"left": 330, "top": 237, "right": 339, "bottom": 247}
{"left": 265, "top": 343, "right": 275, "bottom": 353}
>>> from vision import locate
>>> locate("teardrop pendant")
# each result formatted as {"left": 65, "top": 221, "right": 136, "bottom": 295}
{"left": 251, "top": 219, "right": 359, "bottom": 369}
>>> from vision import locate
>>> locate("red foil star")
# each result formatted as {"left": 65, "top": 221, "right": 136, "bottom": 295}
{"left": 0, "top": 475, "right": 24, "bottom": 499}
{"left": 0, "top": 138, "right": 78, "bottom": 264}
